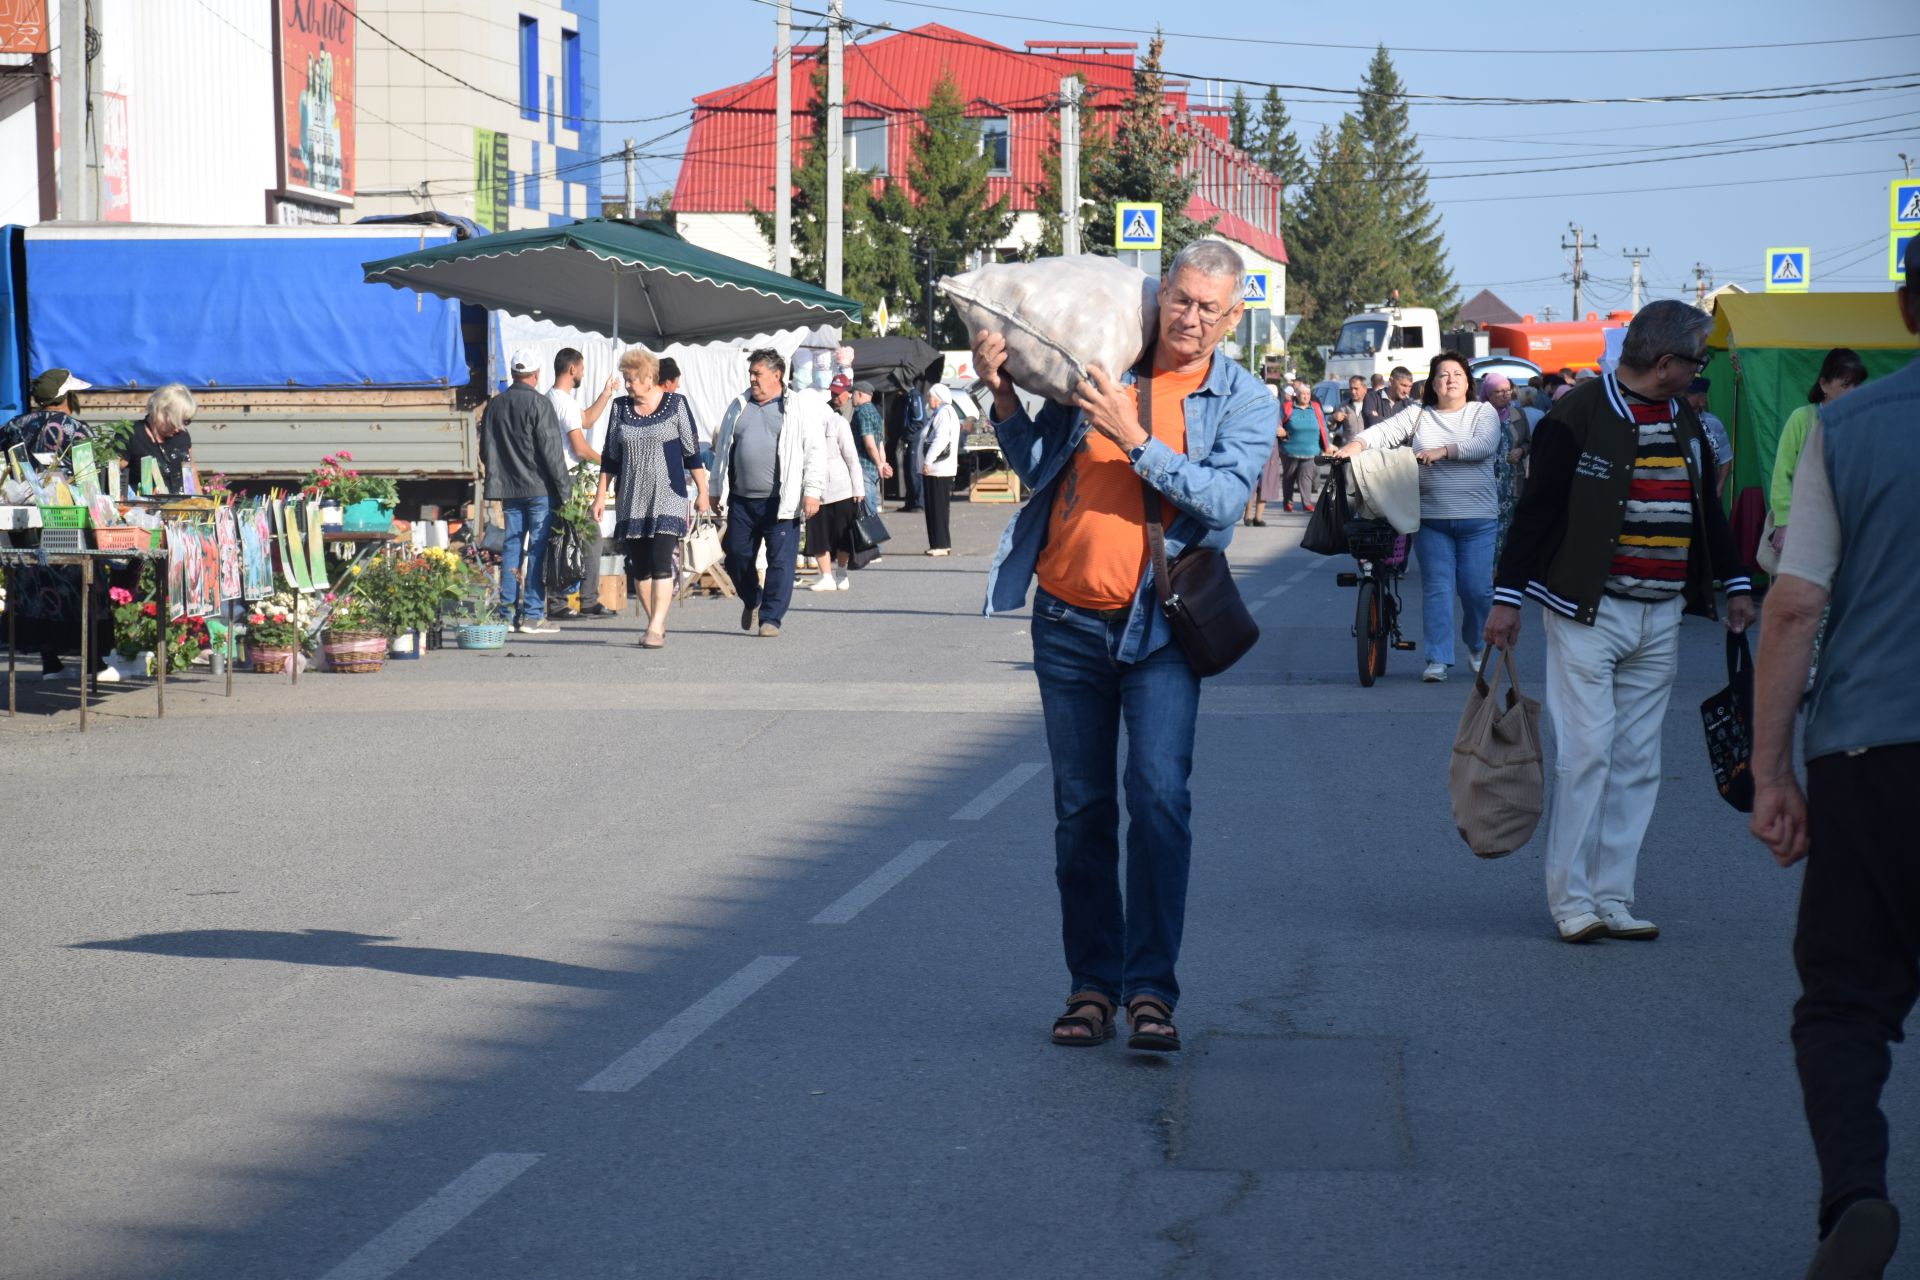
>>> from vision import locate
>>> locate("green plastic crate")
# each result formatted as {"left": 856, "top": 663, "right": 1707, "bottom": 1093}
{"left": 38, "top": 505, "right": 89, "bottom": 530}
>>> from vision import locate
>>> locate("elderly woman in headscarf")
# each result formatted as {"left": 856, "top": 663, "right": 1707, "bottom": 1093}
{"left": 1479, "top": 372, "right": 1530, "bottom": 557}
{"left": 916, "top": 381, "right": 961, "bottom": 556}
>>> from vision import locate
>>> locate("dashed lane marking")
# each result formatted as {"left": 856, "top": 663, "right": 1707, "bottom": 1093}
{"left": 811, "top": 840, "right": 952, "bottom": 925}
{"left": 318, "top": 1153, "right": 542, "bottom": 1280}
{"left": 578, "top": 956, "right": 799, "bottom": 1093}
{"left": 950, "top": 762, "right": 1047, "bottom": 821}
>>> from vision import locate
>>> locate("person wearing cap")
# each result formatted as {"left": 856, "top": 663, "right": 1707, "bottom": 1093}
{"left": 916, "top": 382, "right": 961, "bottom": 556}
{"left": 1685, "top": 376, "right": 1732, "bottom": 494}
{"left": 481, "top": 348, "right": 571, "bottom": 634}
{"left": 805, "top": 374, "right": 867, "bottom": 592}
{"left": 1, "top": 368, "right": 92, "bottom": 461}
{"left": 123, "top": 383, "right": 199, "bottom": 495}
{"left": 850, "top": 380, "right": 891, "bottom": 523}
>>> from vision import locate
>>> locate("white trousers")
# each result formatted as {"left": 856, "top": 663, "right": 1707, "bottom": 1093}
{"left": 1540, "top": 594, "right": 1684, "bottom": 921}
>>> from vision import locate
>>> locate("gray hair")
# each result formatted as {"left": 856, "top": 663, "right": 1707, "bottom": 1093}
{"left": 145, "top": 382, "right": 197, "bottom": 430}
{"left": 746, "top": 347, "right": 785, "bottom": 378}
{"left": 1166, "top": 238, "right": 1245, "bottom": 284}
{"left": 1618, "top": 299, "right": 1711, "bottom": 372}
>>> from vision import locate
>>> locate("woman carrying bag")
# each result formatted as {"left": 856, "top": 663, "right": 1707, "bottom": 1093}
{"left": 918, "top": 382, "right": 961, "bottom": 556}
{"left": 1332, "top": 351, "right": 1501, "bottom": 682}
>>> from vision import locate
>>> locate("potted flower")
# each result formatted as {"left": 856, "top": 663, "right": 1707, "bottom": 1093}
{"left": 320, "top": 593, "right": 388, "bottom": 673}
{"left": 301, "top": 452, "right": 399, "bottom": 531}
{"left": 108, "top": 570, "right": 209, "bottom": 675}
{"left": 243, "top": 608, "right": 302, "bottom": 673}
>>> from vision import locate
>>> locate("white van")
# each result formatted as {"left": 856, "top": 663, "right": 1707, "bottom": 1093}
{"left": 1322, "top": 303, "right": 1441, "bottom": 383}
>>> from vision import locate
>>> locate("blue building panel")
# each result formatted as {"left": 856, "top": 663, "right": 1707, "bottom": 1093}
{"left": 553, "top": 0, "right": 601, "bottom": 221}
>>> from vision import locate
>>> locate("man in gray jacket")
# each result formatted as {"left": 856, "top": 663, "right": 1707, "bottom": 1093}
{"left": 481, "top": 348, "right": 572, "bottom": 633}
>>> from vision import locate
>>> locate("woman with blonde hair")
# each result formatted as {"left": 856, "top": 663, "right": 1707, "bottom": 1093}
{"left": 125, "top": 382, "right": 198, "bottom": 493}
{"left": 591, "top": 349, "right": 709, "bottom": 649}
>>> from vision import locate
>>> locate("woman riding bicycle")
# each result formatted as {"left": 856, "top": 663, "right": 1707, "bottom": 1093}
{"left": 1330, "top": 350, "right": 1501, "bottom": 682}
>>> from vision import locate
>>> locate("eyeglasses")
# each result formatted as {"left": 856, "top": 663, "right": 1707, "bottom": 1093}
{"left": 1161, "top": 291, "right": 1235, "bottom": 327}
{"left": 1663, "top": 350, "right": 1710, "bottom": 370}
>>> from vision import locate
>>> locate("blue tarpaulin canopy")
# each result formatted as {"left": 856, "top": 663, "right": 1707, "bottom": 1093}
{"left": 25, "top": 225, "right": 466, "bottom": 389}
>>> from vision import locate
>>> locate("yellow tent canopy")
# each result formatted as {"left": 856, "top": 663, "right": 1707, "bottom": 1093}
{"left": 1709, "top": 291, "right": 1913, "bottom": 351}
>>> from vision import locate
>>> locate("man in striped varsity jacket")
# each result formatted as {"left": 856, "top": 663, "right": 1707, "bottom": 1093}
{"left": 1485, "top": 300, "right": 1756, "bottom": 945}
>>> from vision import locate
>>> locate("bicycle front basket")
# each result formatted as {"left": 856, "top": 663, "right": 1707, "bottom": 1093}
{"left": 1344, "top": 517, "right": 1399, "bottom": 561}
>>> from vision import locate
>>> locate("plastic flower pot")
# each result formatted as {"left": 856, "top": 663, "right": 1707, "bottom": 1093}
{"left": 341, "top": 499, "right": 394, "bottom": 532}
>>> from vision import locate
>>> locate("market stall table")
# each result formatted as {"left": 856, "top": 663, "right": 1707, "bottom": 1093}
{"left": 288, "top": 529, "right": 405, "bottom": 685}
{"left": 0, "top": 545, "right": 213, "bottom": 732}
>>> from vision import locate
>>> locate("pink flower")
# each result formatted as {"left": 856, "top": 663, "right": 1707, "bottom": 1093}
{"left": 345, "top": 470, "right": 359, "bottom": 477}
{"left": 108, "top": 587, "right": 132, "bottom": 605}
{"left": 272, "top": 613, "right": 287, "bottom": 624}
{"left": 247, "top": 613, "right": 265, "bottom": 624}
{"left": 337, "top": 451, "right": 353, "bottom": 461}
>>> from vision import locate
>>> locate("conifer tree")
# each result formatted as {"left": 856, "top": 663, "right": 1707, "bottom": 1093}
{"left": 1025, "top": 77, "right": 1112, "bottom": 259}
{"left": 1286, "top": 117, "right": 1393, "bottom": 376}
{"left": 1228, "top": 87, "right": 1253, "bottom": 152}
{"left": 906, "top": 71, "right": 1015, "bottom": 345}
{"left": 1356, "top": 46, "right": 1457, "bottom": 321}
{"left": 1085, "top": 34, "right": 1215, "bottom": 259}
{"left": 1253, "top": 88, "right": 1306, "bottom": 191}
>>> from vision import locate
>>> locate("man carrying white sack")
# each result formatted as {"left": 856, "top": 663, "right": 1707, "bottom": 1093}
{"left": 973, "top": 240, "right": 1273, "bottom": 1053}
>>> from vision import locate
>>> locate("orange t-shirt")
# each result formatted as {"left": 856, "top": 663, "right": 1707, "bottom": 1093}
{"left": 1036, "top": 363, "right": 1205, "bottom": 610}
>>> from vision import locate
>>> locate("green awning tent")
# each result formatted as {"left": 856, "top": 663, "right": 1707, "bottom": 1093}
{"left": 1704, "top": 291, "right": 1917, "bottom": 569}
{"left": 361, "top": 218, "right": 861, "bottom": 346}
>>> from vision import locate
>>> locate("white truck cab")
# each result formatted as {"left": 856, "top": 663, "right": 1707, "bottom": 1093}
{"left": 1322, "top": 303, "right": 1441, "bottom": 383}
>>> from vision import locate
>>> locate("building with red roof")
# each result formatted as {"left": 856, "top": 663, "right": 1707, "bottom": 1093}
{"left": 672, "top": 22, "right": 1287, "bottom": 315}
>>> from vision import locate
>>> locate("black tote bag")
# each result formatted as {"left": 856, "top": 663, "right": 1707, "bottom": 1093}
{"left": 1300, "top": 469, "right": 1352, "bottom": 556}
{"left": 1700, "top": 632, "right": 1755, "bottom": 813}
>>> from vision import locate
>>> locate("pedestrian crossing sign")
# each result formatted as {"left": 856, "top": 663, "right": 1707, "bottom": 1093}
{"left": 1242, "top": 271, "right": 1268, "bottom": 306}
{"left": 1894, "top": 233, "right": 1915, "bottom": 283}
{"left": 1766, "top": 247, "right": 1810, "bottom": 293}
{"left": 1114, "top": 202, "right": 1162, "bottom": 250}
{"left": 1892, "top": 179, "right": 1920, "bottom": 229}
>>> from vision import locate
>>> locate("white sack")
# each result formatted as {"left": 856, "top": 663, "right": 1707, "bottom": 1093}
{"left": 939, "top": 255, "right": 1158, "bottom": 405}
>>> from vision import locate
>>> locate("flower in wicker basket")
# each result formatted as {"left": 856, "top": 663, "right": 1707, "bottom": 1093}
{"left": 321, "top": 595, "right": 389, "bottom": 674}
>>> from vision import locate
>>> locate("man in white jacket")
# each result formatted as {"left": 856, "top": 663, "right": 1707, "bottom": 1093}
{"left": 709, "top": 348, "right": 828, "bottom": 637}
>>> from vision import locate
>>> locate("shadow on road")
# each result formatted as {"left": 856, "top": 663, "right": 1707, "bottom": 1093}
{"left": 70, "top": 929, "right": 634, "bottom": 989}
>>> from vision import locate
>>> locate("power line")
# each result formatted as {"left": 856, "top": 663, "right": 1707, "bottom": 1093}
{"left": 827, "top": 0, "right": 1920, "bottom": 57}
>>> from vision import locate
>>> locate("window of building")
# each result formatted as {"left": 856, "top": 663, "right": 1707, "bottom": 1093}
{"left": 562, "top": 28, "right": 581, "bottom": 132}
{"left": 518, "top": 16, "right": 539, "bottom": 122}
{"left": 844, "top": 117, "right": 888, "bottom": 174}
{"left": 975, "top": 116, "right": 1009, "bottom": 175}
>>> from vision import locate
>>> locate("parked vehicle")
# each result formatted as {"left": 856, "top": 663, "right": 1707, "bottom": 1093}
{"left": 1324, "top": 302, "right": 1442, "bottom": 384}
{"left": 1480, "top": 311, "right": 1632, "bottom": 375}
{"left": 1468, "top": 355, "right": 1542, "bottom": 387}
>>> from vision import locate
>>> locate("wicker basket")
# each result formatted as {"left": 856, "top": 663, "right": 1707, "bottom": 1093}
{"left": 248, "top": 645, "right": 296, "bottom": 674}
{"left": 322, "top": 631, "right": 388, "bottom": 674}
{"left": 457, "top": 622, "right": 508, "bottom": 650}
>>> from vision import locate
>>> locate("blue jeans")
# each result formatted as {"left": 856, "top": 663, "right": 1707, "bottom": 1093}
{"left": 498, "top": 495, "right": 555, "bottom": 622}
{"left": 901, "top": 428, "right": 925, "bottom": 508}
{"left": 1031, "top": 589, "right": 1202, "bottom": 1009}
{"left": 1413, "top": 516, "right": 1496, "bottom": 665}
{"left": 724, "top": 488, "right": 798, "bottom": 627}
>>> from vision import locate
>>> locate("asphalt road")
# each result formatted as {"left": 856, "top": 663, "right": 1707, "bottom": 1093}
{"left": 2, "top": 498, "right": 1901, "bottom": 1279}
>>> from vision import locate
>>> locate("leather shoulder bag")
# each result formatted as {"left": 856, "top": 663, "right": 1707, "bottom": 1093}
{"left": 1135, "top": 369, "right": 1260, "bottom": 677}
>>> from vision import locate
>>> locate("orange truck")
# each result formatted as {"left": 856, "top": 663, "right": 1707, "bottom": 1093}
{"left": 1481, "top": 310, "right": 1634, "bottom": 373}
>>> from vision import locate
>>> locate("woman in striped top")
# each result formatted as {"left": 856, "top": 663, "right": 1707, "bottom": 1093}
{"left": 1335, "top": 351, "right": 1502, "bottom": 682}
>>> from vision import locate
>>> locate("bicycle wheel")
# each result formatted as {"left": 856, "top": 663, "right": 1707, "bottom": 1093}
{"left": 1355, "top": 578, "right": 1383, "bottom": 686}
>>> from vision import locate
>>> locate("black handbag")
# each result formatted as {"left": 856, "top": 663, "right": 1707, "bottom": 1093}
{"left": 1300, "top": 468, "right": 1352, "bottom": 556}
{"left": 852, "top": 511, "right": 891, "bottom": 550}
{"left": 1135, "top": 371, "right": 1259, "bottom": 677}
{"left": 1700, "top": 632, "right": 1755, "bottom": 813}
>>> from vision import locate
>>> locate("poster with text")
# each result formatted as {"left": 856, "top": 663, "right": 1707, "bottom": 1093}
{"left": 274, "top": 0, "right": 355, "bottom": 204}
{"left": 0, "top": 1, "right": 49, "bottom": 55}
{"left": 474, "top": 128, "right": 509, "bottom": 233}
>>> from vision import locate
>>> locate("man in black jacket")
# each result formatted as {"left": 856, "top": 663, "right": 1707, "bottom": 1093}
{"left": 1485, "top": 300, "right": 1754, "bottom": 944}
{"left": 481, "top": 348, "right": 572, "bottom": 633}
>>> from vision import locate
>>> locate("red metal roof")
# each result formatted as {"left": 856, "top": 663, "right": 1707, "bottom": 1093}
{"left": 1184, "top": 194, "right": 1288, "bottom": 266}
{"left": 675, "top": 20, "right": 1286, "bottom": 267}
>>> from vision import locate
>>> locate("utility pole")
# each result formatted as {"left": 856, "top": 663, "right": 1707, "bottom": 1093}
{"left": 1621, "top": 246, "right": 1649, "bottom": 312}
{"left": 622, "top": 138, "right": 635, "bottom": 219}
{"left": 824, "top": 0, "right": 844, "bottom": 295}
{"left": 1059, "top": 76, "right": 1081, "bottom": 256}
{"left": 1562, "top": 223, "right": 1597, "bottom": 319}
{"left": 57, "top": 0, "right": 86, "bottom": 219}
{"left": 774, "top": 0, "right": 793, "bottom": 277}
{"left": 1900, "top": 152, "right": 1913, "bottom": 179}
{"left": 1541, "top": 306, "right": 1556, "bottom": 323}
{"left": 1693, "top": 262, "right": 1713, "bottom": 309}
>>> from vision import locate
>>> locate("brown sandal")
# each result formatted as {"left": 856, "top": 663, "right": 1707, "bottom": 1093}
{"left": 1051, "top": 992, "right": 1115, "bottom": 1047}
{"left": 1126, "top": 997, "right": 1181, "bottom": 1052}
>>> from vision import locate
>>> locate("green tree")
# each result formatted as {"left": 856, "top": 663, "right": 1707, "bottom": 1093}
{"left": 1356, "top": 45, "right": 1457, "bottom": 321}
{"left": 1024, "top": 74, "right": 1112, "bottom": 259}
{"left": 906, "top": 71, "right": 1016, "bottom": 346}
{"left": 1085, "top": 33, "right": 1215, "bottom": 261}
{"left": 749, "top": 65, "right": 916, "bottom": 337}
{"left": 1285, "top": 117, "right": 1393, "bottom": 378}
{"left": 1228, "top": 87, "right": 1252, "bottom": 151}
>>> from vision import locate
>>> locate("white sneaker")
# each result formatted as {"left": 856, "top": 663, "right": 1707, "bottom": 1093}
{"left": 1556, "top": 911, "right": 1608, "bottom": 944}
{"left": 39, "top": 666, "right": 73, "bottom": 682}
{"left": 94, "top": 665, "right": 122, "bottom": 684}
{"left": 1422, "top": 661, "right": 1447, "bottom": 683}
{"left": 1599, "top": 906, "right": 1659, "bottom": 940}
{"left": 1468, "top": 647, "right": 1487, "bottom": 671}
{"left": 926, "top": 547, "right": 950, "bottom": 557}
{"left": 808, "top": 577, "right": 839, "bottom": 593}
{"left": 834, "top": 570, "right": 851, "bottom": 591}
{"left": 517, "top": 620, "right": 561, "bottom": 635}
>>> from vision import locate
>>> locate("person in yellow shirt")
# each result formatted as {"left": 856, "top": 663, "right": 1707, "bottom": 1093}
{"left": 1768, "top": 348, "right": 1866, "bottom": 557}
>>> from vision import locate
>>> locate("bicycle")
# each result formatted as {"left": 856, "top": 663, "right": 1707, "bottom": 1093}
{"left": 1320, "top": 458, "right": 1416, "bottom": 686}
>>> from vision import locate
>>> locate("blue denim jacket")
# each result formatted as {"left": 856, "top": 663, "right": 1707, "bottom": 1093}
{"left": 983, "top": 352, "right": 1276, "bottom": 663}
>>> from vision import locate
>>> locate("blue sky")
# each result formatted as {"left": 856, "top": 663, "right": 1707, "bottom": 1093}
{"left": 603, "top": 0, "right": 1918, "bottom": 318}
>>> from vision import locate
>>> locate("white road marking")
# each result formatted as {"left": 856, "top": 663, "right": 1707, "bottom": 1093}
{"left": 811, "top": 840, "right": 952, "bottom": 925}
{"left": 950, "top": 762, "right": 1047, "bottom": 821}
{"left": 1248, "top": 599, "right": 1269, "bottom": 615}
{"left": 1286, "top": 568, "right": 1312, "bottom": 583}
{"left": 579, "top": 956, "right": 799, "bottom": 1093}
{"left": 318, "top": 1153, "right": 541, "bottom": 1280}
{"left": 1259, "top": 583, "right": 1291, "bottom": 600}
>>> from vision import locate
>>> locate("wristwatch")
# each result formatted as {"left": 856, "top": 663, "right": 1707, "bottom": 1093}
{"left": 1127, "top": 442, "right": 1148, "bottom": 466}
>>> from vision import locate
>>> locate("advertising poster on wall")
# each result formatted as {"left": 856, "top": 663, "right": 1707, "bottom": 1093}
{"left": 0, "top": 0, "right": 50, "bottom": 54}
{"left": 99, "top": 92, "right": 130, "bottom": 222}
{"left": 273, "top": 0, "right": 355, "bottom": 205}
{"left": 474, "top": 128, "right": 509, "bottom": 233}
